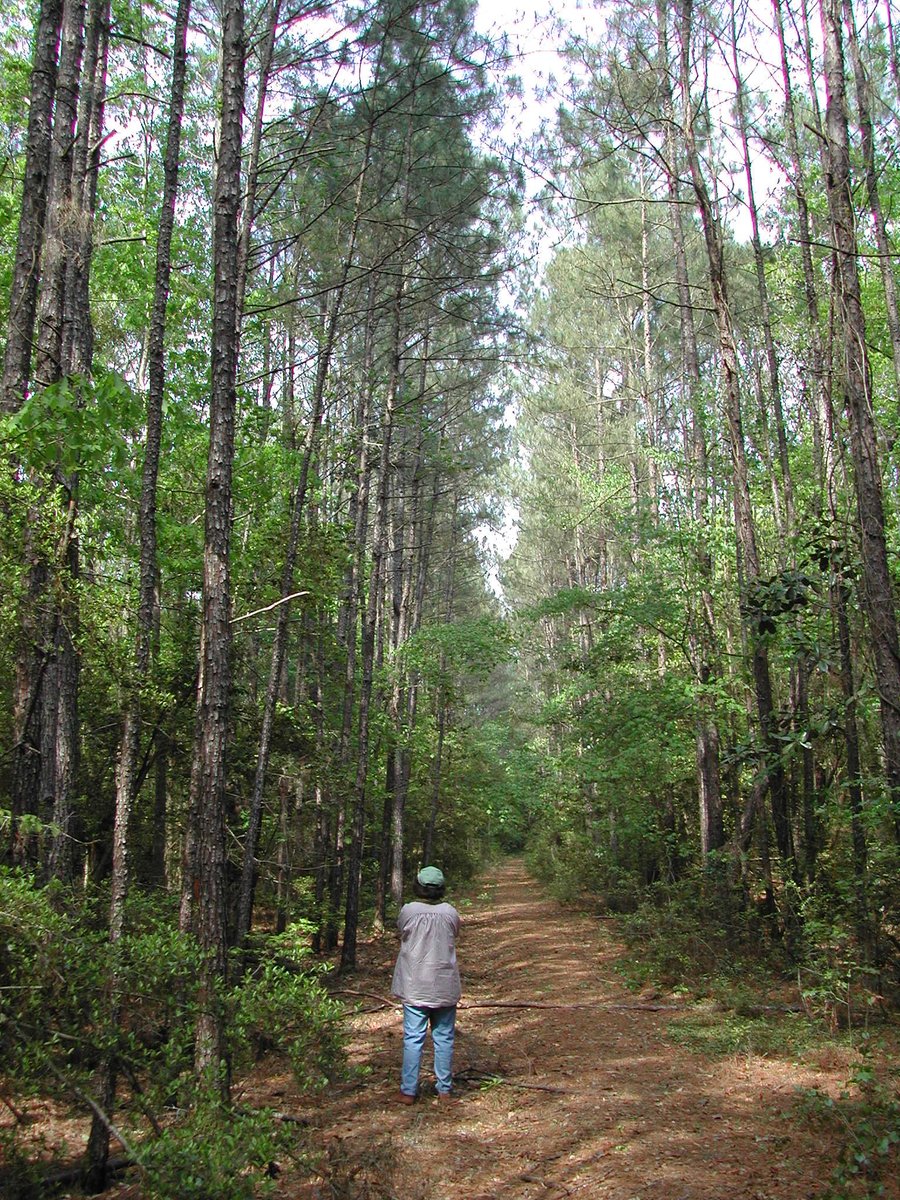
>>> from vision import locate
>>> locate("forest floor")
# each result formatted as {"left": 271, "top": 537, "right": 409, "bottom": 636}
{"left": 10, "top": 858, "right": 899, "bottom": 1199}
{"left": 240, "top": 858, "right": 896, "bottom": 1200}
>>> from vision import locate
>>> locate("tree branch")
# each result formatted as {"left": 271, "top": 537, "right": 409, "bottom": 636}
{"left": 231, "top": 591, "right": 309, "bottom": 624}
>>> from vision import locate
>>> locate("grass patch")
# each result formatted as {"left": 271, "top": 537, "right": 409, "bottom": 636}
{"left": 667, "top": 1008, "right": 829, "bottom": 1059}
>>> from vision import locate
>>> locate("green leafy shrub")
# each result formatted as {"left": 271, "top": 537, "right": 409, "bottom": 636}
{"left": 798, "top": 1042, "right": 900, "bottom": 1198}
{"left": 615, "top": 871, "right": 771, "bottom": 990}
{"left": 794, "top": 879, "right": 891, "bottom": 1032}
{"left": 0, "top": 867, "right": 111, "bottom": 1082}
{"left": 137, "top": 1103, "right": 289, "bottom": 1200}
{"left": 0, "top": 873, "right": 347, "bottom": 1190}
{"left": 526, "top": 825, "right": 623, "bottom": 907}
{"left": 0, "top": 1128, "right": 47, "bottom": 1199}
{"left": 232, "top": 926, "right": 346, "bottom": 1091}
{"left": 0, "top": 868, "right": 204, "bottom": 1104}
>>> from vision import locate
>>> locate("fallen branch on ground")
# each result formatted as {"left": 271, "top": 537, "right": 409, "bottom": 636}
{"left": 0, "top": 1084, "right": 28, "bottom": 1123}
{"left": 39, "top": 1156, "right": 133, "bottom": 1190}
{"left": 330, "top": 991, "right": 686, "bottom": 1015}
{"left": 460, "top": 1000, "right": 684, "bottom": 1012}
{"left": 457, "top": 1069, "right": 582, "bottom": 1095}
{"left": 501, "top": 1081, "right": 577, "bottom": 1093}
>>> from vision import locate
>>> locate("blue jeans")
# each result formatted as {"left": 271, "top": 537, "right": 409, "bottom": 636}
{"left": 400, "top": 1004, "right": 456, "bottom": 1096}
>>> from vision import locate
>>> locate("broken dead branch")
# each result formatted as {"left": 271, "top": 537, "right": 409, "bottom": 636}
{"left": 331, "top": 990, "right": 686, "bottom": 1016}
{"left": 459, "top": 1000, "right": 684, "bottom": 1012}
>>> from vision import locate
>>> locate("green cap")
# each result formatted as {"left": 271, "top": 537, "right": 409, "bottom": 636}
{"left": 417, "top": 866, "right": 445, "bottom": 887}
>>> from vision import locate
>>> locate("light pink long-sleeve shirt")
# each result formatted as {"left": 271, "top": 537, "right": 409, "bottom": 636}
{"left": 391, "top": 900, "right": 461, "bottom": 1007}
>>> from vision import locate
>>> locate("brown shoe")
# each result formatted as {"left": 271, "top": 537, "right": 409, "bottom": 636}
{"left": 397, "top": 1091, "right": 416, "bottom": 1105}
{"left": 435, "top": 1092, "right": 459, "bottom": 1104}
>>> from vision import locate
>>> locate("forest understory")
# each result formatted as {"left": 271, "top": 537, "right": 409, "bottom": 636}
{"left": 5, "top": 859, "right": 898, "bottom": 1200}
{"left": 5, "top": 0, "right": 900, "bottom": 1190}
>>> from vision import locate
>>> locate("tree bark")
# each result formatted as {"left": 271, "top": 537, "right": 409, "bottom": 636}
{"left": 111, "top": 0, "right": 191, "bottom": 944}
{"left": 0, "top": 0, "right": 64, "bottom": 414}
{"left": 341, "top": 270, "right": 405, "bottom": 972}
{"left": 820, "top": 0, "right": 900, "bottom": 836}
{"left": 677, "top": 0, "right": 795, "bottom": 874}
{"left": 179, "top": 0, "right": 244, "bottom": 1091}
{"left": 235, "top": 136, "right": 374, "bottom": 949}
{"left": 841, "top": 0, "right": 900, "bottom": 411}
{"left": 656, "top": 0, "right": 723, "bottom": 858}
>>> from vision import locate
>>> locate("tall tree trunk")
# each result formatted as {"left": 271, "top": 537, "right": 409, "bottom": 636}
{"left": 772, "top": 0, "right": 866, "bottom": 882}
{"left": 179, "top": 0, "right": 244, "bottom": 1090}
{"left": 235, "top": 135, "right": 374, "bottom": 947}
{"left": 85, "top": 3, "right": 188, "bottom": 1184}
{"left": 325, "top": 291, "right": 377, "bottom": 954}
{"left": 234, "top": 0, "right": 281, "bottom": 327}
{"left": 234, "top": 306, "right": 331, "bottom": 948}
{"left": 820, "top": 0, "right": 900, "bottom": 836}
{"left": 729, "top": 6, "right": 794, "bottom": 532}
{"left": 841, "top": 0, "right": 900, "bottom": 409}
{"left": 46, "top": 0, "right": 107, "bottom": 885}
{"left": 656, "top": 0, "right": 723, "bottom": 858}
{"left": 9, "top": 0, "right": 86, "bottom": 865}
{"left": 729, "top": 3, "right": 821, "bottom": 872}
{"left": 341, "top": 275, "right": 405, "bottom": 972}
{"left": 111, "top": 0, "right": 191, "bottom": 943}
{"left": 677, "top": 0, "right": 795, "bottom": 876}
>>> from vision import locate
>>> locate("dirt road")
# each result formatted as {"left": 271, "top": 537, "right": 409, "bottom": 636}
{"left": 271, "top": 860, "right": 861, "bottom": 1199}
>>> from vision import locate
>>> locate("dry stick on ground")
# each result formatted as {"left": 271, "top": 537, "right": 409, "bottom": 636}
{"left": 335, "top": 990, "right": 802, "bottom": 1017}
{"left": 332, "top": 990, "right": 684, "bottom": 1014}
{"left": 0, "top": 1083, "right": 28, "bottom": 1123}
{"left": 461, "top": 1001, "right": 684, "bottom": 1012}
{"left": 458, "top": 1070, "right": 581, "bottom": 1095}
{"left": 332, "top": 988, "right": 399, "bottom": 1007}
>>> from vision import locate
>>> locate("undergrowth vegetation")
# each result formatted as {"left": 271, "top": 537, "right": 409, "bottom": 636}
{"left": 0, "top": 868, "right": 348, "bottom": 1198}
{"left": 798, "top": 1041, "right": 900, "bottom": 1199}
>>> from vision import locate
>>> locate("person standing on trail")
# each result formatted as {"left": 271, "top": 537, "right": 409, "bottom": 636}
{"left": 391, "top": 865, "right": 461, "bottom": 1104}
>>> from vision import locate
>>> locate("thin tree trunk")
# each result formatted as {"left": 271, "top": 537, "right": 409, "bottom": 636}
{"left": 774, "top": 0, "right": 865, "bottom": 880}
{"left": 235, "top": 314, "right": 332, "bottom": 948}
{"left": 656, "top": 0, "right": 723, "bottom": 858}
{"left": 179, "top": 0, "right": 244, "bottom": 1091}
{"left": 341, "top": 274, "right": 405, "bottom": 972}
{"left": 729, "top": 6, "right": 794, "bottom": 531}
{"left": 820, "top": 0, "right": 900, "bottom": 836}
{"left": 9, "top": 0, "right": 86, "bottom": 863}
{"left": 111, "top": 0, "right": 191, "bottom": 943}
{"left": 85, "top": 2, "right": 188, "bottom": 1182}
{"left": 1, "top": 0, "right": 64, "bottom": 413}
{"left": 325, "top": 327, "right": 376, "bottom": 954}
{"left": 48, "top": 0, "right": 107, "bottom": 885}
{"left": 841, "top": 0, "right": 900, "bottom": 410}
{"left": 677, "top": 0, "right": 795, "bottom": 876}
{"left": 234, "top": 0, "right": 281, "bottom": 330}
{"left": 236, "top": 146, "right": 376, "bottom": 948}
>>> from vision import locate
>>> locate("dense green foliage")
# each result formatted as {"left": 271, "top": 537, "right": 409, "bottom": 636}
{"left": 0, "top": 867, "right": 342, "bottom": 1196}
{"left": 503, "top": 0, "right": 900, "bottom": 1013}
{"left": 3, "top": 0, "right": 900, "bottom": 1187}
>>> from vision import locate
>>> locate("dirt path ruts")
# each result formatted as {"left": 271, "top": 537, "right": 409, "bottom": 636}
{"left": 268, "top": 860, "right": 861, "bottom": 1200}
